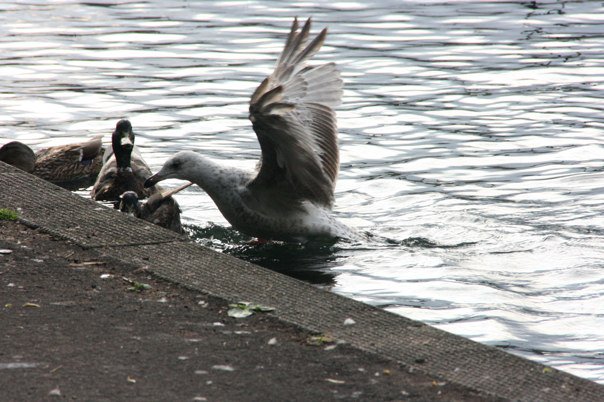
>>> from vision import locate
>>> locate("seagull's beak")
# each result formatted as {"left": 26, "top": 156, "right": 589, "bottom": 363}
{"left": 144, "top": 172, "right": 162, "bottom": 188}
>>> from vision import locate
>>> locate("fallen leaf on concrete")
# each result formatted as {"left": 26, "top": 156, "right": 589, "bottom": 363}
{"left": 127, "top": 376, "right": 136, "bottom": 384}
{"left": 122, "top": 277, "right": 151, "bottom": 292}
{"left": 227, "top": 302, "right": 275, "bottom": 318}
{"left": 307, "top": 334, "right": 335, "bottom": 346}
{"left": 211, "top": 365, "right": 235, "bottom": 372}
{"left": 227, "top": 305, "right": 253, "bottom": 318}
{"left": 23, "top": 302, "right": 41, "bottom": 308}
{"left": 131, "top": 283, "right": 151, "bottom": 291}
{"left": 68, "top": 261, "right": 105, "bottom": 268}
{"left": 49, "top": 365, "right": 63, "bottom": 373}
{"left": 249, "top": 304, "right": 275, "bottom": 312}
{"left": 50, "top": 301, "right": 77, "bottom": 307}
{"left": 0, "top": 362, "right": 40, "bottom": 369}
{"left": 48, "top": 387, "right": 61, "bottom": 397}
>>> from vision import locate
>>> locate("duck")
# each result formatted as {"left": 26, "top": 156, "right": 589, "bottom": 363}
{"left": 0, "top": 138, "right": 104, "bottom": 189}
{"left": 144, "top": 18, "right": 358, "bottom": 242}
{"left": 91, "top": 119, "right": 158, "bottom": 202}
{"left": 0, "top": 141, "right": 36, "bottom": 173}
{"left": 33, "top": 135, "right": 104, "bottom": 189}
{"left": 116, "top": 182, "right": 191, "bottom": 233}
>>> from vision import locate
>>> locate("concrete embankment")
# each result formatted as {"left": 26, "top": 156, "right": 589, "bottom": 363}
{"left": 1, "top": 161, "right": 603, "bottom": 401}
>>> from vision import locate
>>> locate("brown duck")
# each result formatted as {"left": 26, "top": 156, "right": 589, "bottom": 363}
{"left": 1, "top": 138, "right": 104, "bottom": 189}
{"left": 33, "top": 136, "right": 104, "bottom": 189}
{"left": 0, "top": 141, "right": 36, "bottom": 173}
{"left": 117, "top": 182, "right": 191, "bottom": 233}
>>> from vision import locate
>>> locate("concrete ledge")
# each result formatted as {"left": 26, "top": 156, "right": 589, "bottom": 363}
{"left": 1, "top": 161, "right": 603, "bottom": 402}
{"left": 0, "top": 171, "right": 182, "bottom": 247}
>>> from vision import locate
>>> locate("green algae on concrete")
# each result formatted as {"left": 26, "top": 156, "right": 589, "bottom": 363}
{"left": 0, "top": 208, "right": 19, "bottom": 221}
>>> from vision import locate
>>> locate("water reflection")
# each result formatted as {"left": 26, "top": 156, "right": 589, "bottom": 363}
{"left": 186, "top": 224, "right": 341, "bottom": 286}
{"left": 2, "top": 0, "right": 604, "bottom": 383}
{"left": 186, "top": 224, "right": 475, "bottom": 287}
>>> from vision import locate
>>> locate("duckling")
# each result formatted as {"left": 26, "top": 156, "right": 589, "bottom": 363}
{"left": 32, "top": 135, "right": 104, "bottom": 189}
{"left": 0, "top": 141, "right": 36, "bottom": 173}
{"left": 91, "top": 119, "right": 158, "bottom": 201}
{"left": 117, "top": 182, "right": 191, "bottom": 233}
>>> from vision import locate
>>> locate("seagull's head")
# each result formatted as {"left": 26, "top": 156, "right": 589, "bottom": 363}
{"left": 144, "top": 151, "right": 198, "bottom": 188}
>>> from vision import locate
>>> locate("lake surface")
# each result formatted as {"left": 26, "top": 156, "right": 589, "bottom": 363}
{"left": 1, "top": 0, "right": 603, "bottom": 383}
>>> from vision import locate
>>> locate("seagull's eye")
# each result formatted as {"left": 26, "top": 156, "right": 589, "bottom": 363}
{"left": 172, "top": 160, "right": 182, "bottom": 170}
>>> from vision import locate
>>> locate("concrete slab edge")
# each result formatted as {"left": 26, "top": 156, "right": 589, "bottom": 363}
{"left": 1, "top": 163, "right": 603, "bottom": 402}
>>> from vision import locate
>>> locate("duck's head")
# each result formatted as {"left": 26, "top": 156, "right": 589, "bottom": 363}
{"left": 117, "top": 190, "right": 140, "bottom": 214}
{"left": 0, "top": 141, "right": 36, "bottom": 173}
{"left": 112, "top": 119, "right": 135, "bottom": 171}
{"left": 144, "top": 151, "right": 198, "bottom": 188}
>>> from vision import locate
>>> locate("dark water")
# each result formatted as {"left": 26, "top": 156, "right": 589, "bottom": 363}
{"left": 1, "top": 0, "right": 603, "bottom": 382}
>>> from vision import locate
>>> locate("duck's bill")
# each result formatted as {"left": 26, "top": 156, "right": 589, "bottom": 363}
{"left": 160, "top": 182, "right": 193, "bottom": 199}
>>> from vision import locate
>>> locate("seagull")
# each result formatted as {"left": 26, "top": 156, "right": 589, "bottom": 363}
{"left": 145, "top": 18, "right": 357, "bottom": 242}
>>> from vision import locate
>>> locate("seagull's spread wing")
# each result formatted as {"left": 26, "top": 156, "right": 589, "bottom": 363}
{"left": 248, "top": 18, "right": 342, "bottom": 208}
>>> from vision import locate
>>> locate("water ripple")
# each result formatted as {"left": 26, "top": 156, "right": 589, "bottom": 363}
{"left": 2, "top": 0, "right": 604, "bottom": 383}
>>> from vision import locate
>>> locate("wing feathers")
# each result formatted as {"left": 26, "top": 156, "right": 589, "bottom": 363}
{"left": 292, "top": 28, "right": 326, "bottom": 66}
{"left": 249, "top": 18, "right": 342, "bottom": 208}
{"left": 250, "top": 77, "right": 270, "bottom": 106}
{"left": 276, "top": 17, "right": 300, "bottom": 67}
{"left": 256, "top": 86, "right": 284, "bottom": 110}
{"left": 278, "top": 18, "right": 311, "bottom": 69}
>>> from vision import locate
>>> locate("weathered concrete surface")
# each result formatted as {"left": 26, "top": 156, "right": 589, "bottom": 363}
{"left": 2, "top": 160, "right": 604, "bottom": 401}
{"left": 3, "top": 220, "right": 495, "bottom": 401}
